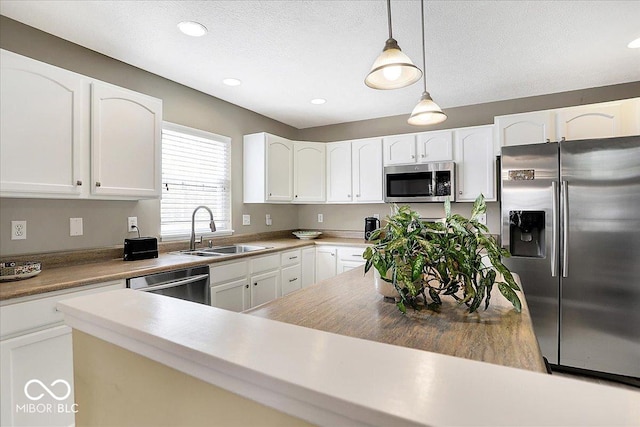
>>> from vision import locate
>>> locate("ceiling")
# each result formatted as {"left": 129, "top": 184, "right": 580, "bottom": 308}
{"left": 1, "top": 1, "right": 639, "bottom": 129}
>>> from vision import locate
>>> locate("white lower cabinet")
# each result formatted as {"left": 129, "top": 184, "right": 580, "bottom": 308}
{"left": 250, "top": 270, "right": 279, "bottom": 307}
{"left": 281, "top": 264, "right": 302, "bottom": 296}
{"left": 316, "top": 245, "right": 366, "bottom": 281}
{"left": 210, "top": 278, "right": 250, "bottom": 312}
{"left": 300, "top": 247, "right": 316, "bottom": 287}
{"left": 315, "top": 246, "right": 337, "bottom": 282}
{"left": 0, "top": 280, "right": 124, "bottom": 427}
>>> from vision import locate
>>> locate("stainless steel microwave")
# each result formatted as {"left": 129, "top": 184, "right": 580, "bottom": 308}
{"left": 384, "top": 162, "right": 456, "bottom": 203}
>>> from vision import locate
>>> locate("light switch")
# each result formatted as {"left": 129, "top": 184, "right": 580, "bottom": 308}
{"left": 70, "top": 218, "right": 83, "bottom": 236}
{"left": 317, "top": 214, "right": 324, "bottom": 223}
{"left": 242, "top": 214, "right": 251, "bottom": 226}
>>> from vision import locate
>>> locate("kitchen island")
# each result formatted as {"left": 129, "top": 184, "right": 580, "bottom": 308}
{"left": 56, "top": 269, "right": 639, "bottom": 426}
{"left": 247, "top": 267, "right": 546, "bottom": 373}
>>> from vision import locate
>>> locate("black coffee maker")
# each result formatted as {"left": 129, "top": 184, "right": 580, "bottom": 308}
{"left": 364, "top": 217, "right": 380, "bottom": 241}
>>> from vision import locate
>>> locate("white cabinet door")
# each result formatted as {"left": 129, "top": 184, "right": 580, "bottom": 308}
{"left": 250, "top": 270, "right": 279, "bottom": 308}
{"left": 495, "top": 111, "right": 555, "bottom": 151}
{"left": 210, "top": 279, "right": 250, "bottom": 312}
{"left": 316, "top": 246, "right": 337, "bottom": 281}
{"left": 416, "top": 130, "right": 454, "bottom": 162}
{"left": 326, "top": 142, "right": 353, "bottom": 203}
{"left": 556, "top": 101, "right": 625, "bottom": 141}
{"left": 91, "top": 81, "right": 162, "bottom": 198}
{"left": 293, "top": 142, "right": 325, "bottom": 202}
{"left": 352, "top": 138, "right": 383, "bottom": 203}
{"left": 265, "top": 136, "right": 293, "bottom": 202}
{"left": 0, "top": 326, "right": 75, "bottom": 427}
{"left": 281, "top": 264, "right": 302, "bottom": 296}
{"left": 0, "top": 50, "right": 85, "bottom": 197}
{"left": 383, "top": 134, "right": 416, "bottom": 165}
{"left": 454, "top": 126, "right": 495, "bottom": 202}
{"left": 301, "top": 247, "right": 316, "bottom": 287}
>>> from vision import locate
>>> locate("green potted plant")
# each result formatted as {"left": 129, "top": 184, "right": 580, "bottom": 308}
{"left": 363, "top": 194, "right": 521, "bottom": 314}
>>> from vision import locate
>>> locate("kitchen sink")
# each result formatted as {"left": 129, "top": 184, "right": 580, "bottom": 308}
{"left": 175, "top": 244, "right": 270, "bottom": 257}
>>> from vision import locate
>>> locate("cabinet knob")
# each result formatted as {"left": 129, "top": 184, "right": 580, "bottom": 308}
{"left": 254, "top": 283, "right": 257, "bottom": 286}
{"left": 459, "top": 190, "right": 463, "bottom": 195}
{"left": 421, "top": 154, "right": 426, "bottom": 158}
{"left": 269, "top": 193, "right": 272, "bottom": 196}
{"left": 356, "top": 194, "right": 360, "bottom": 197}
{"left": 546, "top": 139, "right": 551, "bottom": 143}
{"left": 245, "top": 284, "right": 249, "bottom": 289}
{"left": 95, "top": 181, "right": 101, "bottom": 187}
{"left": 347, "top": 194, "right": 351, "bottom": 198}
{"left": 295, "top": 195, "right": 298, "bottom": 198}
{"left": 331, "top": 253, "right": 335, "bottom": 257}
{"left": 411, "top": 155, "right": 415, "bottom": 159}
{"left": 76, "top": 180, "right": 83, "bottom": 186}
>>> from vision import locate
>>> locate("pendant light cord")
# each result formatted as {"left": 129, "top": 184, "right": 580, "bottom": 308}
{"left": 421, "top": 0, "right": 427, "bottom": 93}
{"left": 387, "top": 0, "right": 393, "bottom": 39}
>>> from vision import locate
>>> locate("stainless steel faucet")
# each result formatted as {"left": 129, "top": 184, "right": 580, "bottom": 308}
{"left": 189, "top": 206, "right": 216, "bottom": 251}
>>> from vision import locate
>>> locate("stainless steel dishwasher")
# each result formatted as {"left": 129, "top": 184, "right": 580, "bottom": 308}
{"left": 127, "top": 265, "right": 210, "bottom": 305}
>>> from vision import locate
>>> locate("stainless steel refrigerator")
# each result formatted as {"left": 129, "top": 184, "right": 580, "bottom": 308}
{"left": 501, "top": 136, "right": 640, "bottom": 379}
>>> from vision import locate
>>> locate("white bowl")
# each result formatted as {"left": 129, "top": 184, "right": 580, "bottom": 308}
{"left": 293, "top": 231, "right": 323, "bottom": 240}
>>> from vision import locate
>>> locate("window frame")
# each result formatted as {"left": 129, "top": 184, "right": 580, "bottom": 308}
{"left": 160, "top": 121, "right": 233, "bottom": 241}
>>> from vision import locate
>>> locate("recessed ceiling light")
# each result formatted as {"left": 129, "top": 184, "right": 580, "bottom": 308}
{"left": 310, "top": 98, "right": 326, "bottom": 105}
{"left": 177, "top": 21, "right": 208, "bottom": 37}
{"left": 222, "top": 78, "right": 242, "bottom": 87}
{"left": 628, "top": 37, "right": 640, "bottom": 48}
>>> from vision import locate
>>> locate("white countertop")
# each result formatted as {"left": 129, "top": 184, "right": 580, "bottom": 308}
{"left": 58, "top": 289, "right": 640, "bottom": 427}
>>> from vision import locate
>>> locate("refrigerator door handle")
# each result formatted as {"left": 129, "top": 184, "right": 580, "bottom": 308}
{"left": 551, "top": 181, "right": 558, "bottom": 277}
{"left": 562, "top": 180, "right": 569, "bottom": 278}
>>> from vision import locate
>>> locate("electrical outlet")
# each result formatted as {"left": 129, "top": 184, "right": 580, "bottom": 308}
{"left": 265, "top": 214, "right": 272, "bottom": 226}
{"left": 70, "top": 218, "right": 83, "bottom": 236}
{"left": 242, "top": 214, "right": 251, "bottom": 226}
{"left": 477, "top": 213, "right": 487, "bottom": 226}
{"left": 317, "top": 214, "right": 323, "bottom": 223}
{"left": 11, "top": 220, "right": 27, "bottom": 240}
{"left": 128, "top": 216, "right": 138, "bottom": 232}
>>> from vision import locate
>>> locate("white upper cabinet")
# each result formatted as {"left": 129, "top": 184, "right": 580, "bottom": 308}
{"left": 293, "top": 142, "right": 325, "bottom": 203}
{"left": 0, "top": 49, "right": 163, "bottom": 200}
{"left": 91, "top": 81, "right": 162, "bottom": 198}
{"left": 327, "top": 139, "right": 383, "bottom": 204}
{"left": 0, "top": 49, "right": 85, "bottom": 197}
{"left": 383, "top": 134, "right": 416, "bottom": 165}
{"left": 556, "top": 100, "right": 630, "bottom": 141}
{"left": 243, "top": 133, "right": 294, "bottom": 203}
{"left": 383, "top": 131, "right": 453, "bottom": 166}
{"left": 494, "top": 110, "right": 555, "bottom": 152}
{"left": 326, "top": 141, "right": 353, "bottom": 203}
{"left": 352, "top": 138, "right": 384, "bottom": 203}
{"left": 416, "top": 130, "right": 454, "bottom": 162}
{"left": 495, "top": 98, "right": 639, "bottom": 154}
{"left": 454, "top": 125, "right": 495, "bottom": 202}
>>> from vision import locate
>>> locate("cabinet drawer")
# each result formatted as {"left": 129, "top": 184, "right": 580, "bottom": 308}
{"left": 281, "top": 264, "right": 301, "bottom": 296}
{"left": 280, "top": 249, "right": 301, "bottom": 267}
{"left": 337, "top": 247, "right": 366, "bottom": 262}
{"left": 0, "top": 281, "right": 124, "bottom": 339}
{"left": 251, "top": 253, "right": 280, "bottom": 274}
{"left": 210, "top": 260, "right": 248, "bottom": 285}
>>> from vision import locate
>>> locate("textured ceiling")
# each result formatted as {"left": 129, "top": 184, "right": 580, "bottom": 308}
{"left": 1, "top": 0, "right": 639, "bottom": 129}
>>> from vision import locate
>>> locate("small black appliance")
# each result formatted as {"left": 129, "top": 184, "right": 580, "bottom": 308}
{"left": 364, "top": 217, "right": 380, "bottom": 241}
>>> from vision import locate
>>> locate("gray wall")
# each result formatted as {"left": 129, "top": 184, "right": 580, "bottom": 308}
{"left": 1, "top": 16, "right": 639, "bottom": 256}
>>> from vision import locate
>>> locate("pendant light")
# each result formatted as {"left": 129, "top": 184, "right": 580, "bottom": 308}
{"left": 408, "top": 0, "right": 446, "bottom": 125}
{"left": 365, "top": 0, "right": 422, "bottom": 90}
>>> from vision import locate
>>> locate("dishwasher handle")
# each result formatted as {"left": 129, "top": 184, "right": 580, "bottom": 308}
{"left": 136, "top": 274, "right": 210, "bottom": 292}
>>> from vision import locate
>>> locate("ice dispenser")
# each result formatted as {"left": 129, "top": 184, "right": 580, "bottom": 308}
{"left": 509, "top": 211, "right": 545, "bottom": 257}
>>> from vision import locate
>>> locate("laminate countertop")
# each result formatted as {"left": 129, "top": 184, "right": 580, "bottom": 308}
{"left": 0, "top": 237, "right": 369, "bottom": 301}
{"left": 247, "top": 267, "right": 547, "bottom": 373}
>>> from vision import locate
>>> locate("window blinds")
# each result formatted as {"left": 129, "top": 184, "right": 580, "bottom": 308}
{"left": 161, "top": 123, "right": 231, "bottom": 238}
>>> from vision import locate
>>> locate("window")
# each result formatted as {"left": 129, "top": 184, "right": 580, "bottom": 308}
{"left": 161, "top": 122, "right": 232, "bottom": 239}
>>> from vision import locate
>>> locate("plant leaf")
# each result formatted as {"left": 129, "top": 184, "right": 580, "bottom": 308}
{"left": 498, "top": 283, "right": 522, "bottom": 312}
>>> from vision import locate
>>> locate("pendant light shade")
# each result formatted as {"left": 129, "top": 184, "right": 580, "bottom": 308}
{"left": 365, "top": 0, "right": 422, "bottom": 90}
{"left": 408, "top": 91, "right": 447, "bottom": 125}
{"left": 408, "top": 0, "right": 446, "bottom": 126}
